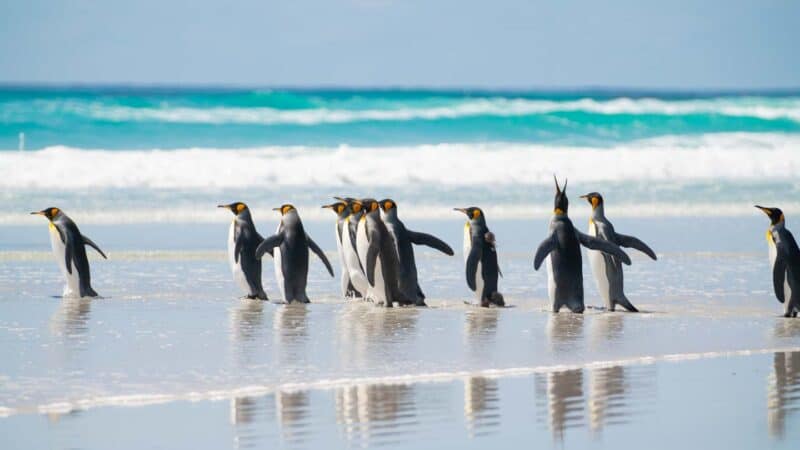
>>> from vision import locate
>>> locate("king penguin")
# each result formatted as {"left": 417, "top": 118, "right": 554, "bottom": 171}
{"left": 580, "top": 192, "right": 657, "bottom": 312}
{"left": 380, "top": 199, "right": 454, "bottom": 306}
{"left": 255, "top": 204, "right": 334, "bottom": 304}
{"left": 31, "top": 207, "right": 107, "bottom": 298}
{"left": 533, "top": 177, "right": 631, "bottom": 313}
{"left": 322, "top": 200, "right": 362, "bottom": 298}
{"left": 756, "top": 206, "right": 800, "bottom": 318}
{"left": 334, "top": 196, "right": 371, "bottom": 299}
{"left": 454, "top": 207, "right": 504, "bottom": 307}
{"left": 218, "top": 202, "right": 269, "bottom": 300}
{"left": 355, "top": 198, "right": 412, "bottom": 307}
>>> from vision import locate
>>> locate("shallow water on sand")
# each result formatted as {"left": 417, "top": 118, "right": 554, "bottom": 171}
{"left": 0, "top": 218, "right": 799, "bottom": 448}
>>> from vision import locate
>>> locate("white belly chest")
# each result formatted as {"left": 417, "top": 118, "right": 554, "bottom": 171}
{"left": 228, "top": 221, "right": 251, "bottom": 295}
{"left": 274, "top": 222, "right": 286, "bottom": 302}
{"left": 343, "top": 218, "right": 369, "bottom": 295}
{"left": 49, "top": 223, "right": 80, "bottom": 297}
{"left": 768, "top": 238, "right": 792, "bottom": 312}
{"left": 587, "top": 221, "right": 611, "bottom": 305}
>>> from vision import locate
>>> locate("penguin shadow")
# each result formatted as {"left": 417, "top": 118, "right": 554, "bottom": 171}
{"left": 589, "top": 313, "right": 625, "bottom": 347}
{"left": 231, "top": 299, "right": 266, "bottom": 342}
{"left": 534, "top": 368, "right": 586, "bottom": 441}
{"left": 272, "top": 303, "right": 309, "bottom": 342}
{"left": 465, "top": 307, "right": 500, "bottom": 340}
{"left": 767, "top": 351, "right": 800, "bottom": 439}
{"left": 335, "top": 383, "right": 417, "bottom": 446}
{"left": 463, "top": 376, "right": 501, "bottom": 438}
{"left": 49, "top": 297, "right": 92, "bottom": 339}
{"left": 463, "top": 307, "right": 501, "bottom": 364}
{"left": 773, "top": 318, "right": 800, "bottom": 339}
{"left": 546, "top": 313, "right": 586, "bottom": 349}
{"left": 275, "top": 390, "right": 312, "bottom": 444}
{"left": 230, "top": 395, "right": 275, "bottom": 449}
{"left": 586, "top": 304, "right": 659, "bottom": 315}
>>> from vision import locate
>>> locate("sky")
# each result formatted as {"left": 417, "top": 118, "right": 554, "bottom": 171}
{"left": 0, "top": 0, "right": 798, "bottom": 89}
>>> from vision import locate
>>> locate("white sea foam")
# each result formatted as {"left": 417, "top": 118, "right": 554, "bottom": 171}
{"left": 2, "top": 133, "right": 799, "bottom": 190}
{"left": 53, "top": 97, "right": 800, "bottom": 124}
{"left": 1, "top": 346, "right": 796, "bottom": 418}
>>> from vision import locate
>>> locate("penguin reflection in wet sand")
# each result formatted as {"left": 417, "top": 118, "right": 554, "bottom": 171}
{"left": 31, "top": 207, "right": 107, "bottom": 298}
{"left": 756, "top": 206, "right": 800, "bottom": 318}
{"left": 455, "top": 207, "right": 504, "bottom": 307}
{"left": 218, "top": 202, "right": 269, "bottom": 300}
{"left": 533, "top": 177, "right": 631, "bottom": 313}
{"left": 322, "top": 200, "right": 362, "bottom": 299}
{"left": 355, "top": 199, "right": 412, "bottom": 307}
{"left": 380, "top": 199, "right": 454, "bottom": 306}
{"left": 580, "top": 192, "right": 657, "bottom": 312}
{"left": 255, "top": 205, "right": 334, "bottom": 304}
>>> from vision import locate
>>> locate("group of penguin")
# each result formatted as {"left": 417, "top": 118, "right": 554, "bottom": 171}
{"left": 30, "top": 176, "right": 800, "bottom": 317}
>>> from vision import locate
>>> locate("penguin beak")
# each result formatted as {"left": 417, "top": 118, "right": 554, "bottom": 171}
{"left": 30, "top": 211, "right": 45, "bottom": 216}
{"left": 321, "top": 204, "right": 334, "bottom": 209}
{"left": 453, "top": 208, "right": 467, "bottom": 214}
{"left": 217, "top": 204, "right": 228, "bottom": 209}
{"left": 755, "top": 205, "right": 771, "bottom": 215}
{"left": 272, "top": 207, "right": 282, "bottom": 212}
{"left": 579, "top": 194, "right": 589, "bottom": 199}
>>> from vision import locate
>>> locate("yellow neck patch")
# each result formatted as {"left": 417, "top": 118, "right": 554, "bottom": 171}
{"left": 554, "top": 208, "right": 565, "bottom": 215}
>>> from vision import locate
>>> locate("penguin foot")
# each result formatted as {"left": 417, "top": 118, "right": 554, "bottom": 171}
{"left": 567, "top": 305, "right": 585, "bottom": 314}
{"left": 614, "top": 298, "right": 639, "bottom": 312}
{"left": 490, "top": 292, "right": 505, "bottom": 307}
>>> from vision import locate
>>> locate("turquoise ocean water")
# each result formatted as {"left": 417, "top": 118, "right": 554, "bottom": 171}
{"left": 2, "top": 87, "right": 800, "bottom": 222}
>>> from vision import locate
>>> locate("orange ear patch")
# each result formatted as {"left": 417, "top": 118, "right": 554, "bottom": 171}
{"left": 236, "top": 203, "right": 246, "bottom": 213}
{"left": 472, "top": 209, "right": 481, "bottom": 219}
{"left": 591, "top": 197, "right": 599, "bottom": 208}
{"left": 384, "top": 201, "right": 393, "bottom": 211}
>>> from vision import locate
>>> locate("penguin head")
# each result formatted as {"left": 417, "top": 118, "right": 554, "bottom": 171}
{"left": 755, "top": 205, "right": 785, "bottom": 226}
{"left": 322, "top": 201, "right": 349, "bottom": 218}
{"left": 454, "top": 207, "right": 486, "bottom": 225}
{"left": 217, "top": 202, "right": 249, "bottom": 217}
{"left": 356, "top": 198, "right": 380, "bottom": 215}
{"left": 579, "top": 192, "right": 604, "bottom": 210}
{"left": 274, "top": 204, "right": 297, "bottom": 216}
{"left": 378, "top": 199, "right": 398, "bottom": 219}
{"left": 30, "top": 207, "right": 63, "bottom": 222}
{"left": 553, "top": 175, "right": 569, "bottom": 215}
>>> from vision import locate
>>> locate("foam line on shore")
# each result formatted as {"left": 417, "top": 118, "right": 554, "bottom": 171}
{"left": 2, "top": 346, "right": 797, "bottom": 418}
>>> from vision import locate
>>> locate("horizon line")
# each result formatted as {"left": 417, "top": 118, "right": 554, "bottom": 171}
{"left": 0, "top": 82, "right": 799, "bottom": 96}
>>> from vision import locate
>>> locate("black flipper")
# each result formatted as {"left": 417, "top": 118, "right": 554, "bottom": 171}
{"left": 307, "top": 235, "right": 334, "bottom": 277}
{"left": 254, "top": 232, "right": 273, "bottom": 257}
{"left": 465, "top": 236, "right": 482, "bottom": 291}
{"left": 81, "top": 235, "right": 107, "bottom": 259}
{"left": 533, "top": 232, "right": 558, "bottom": 270}
{"left": 773, "top": 252, "right": 787, "bottom": 304}
{"left": 408, "top": 230, "right": 454, "bottom": 255}
{"left": 365, "top": 239, "right": 380, "bottom": 286}
{"left": 576, "top": 231, "right": 632, "bottom": 265}
{"left": 255, "top": 233, "right": 284, "bottom": 259}
{"left": 616, "top": 233, "right": 657, "bottom": 260}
